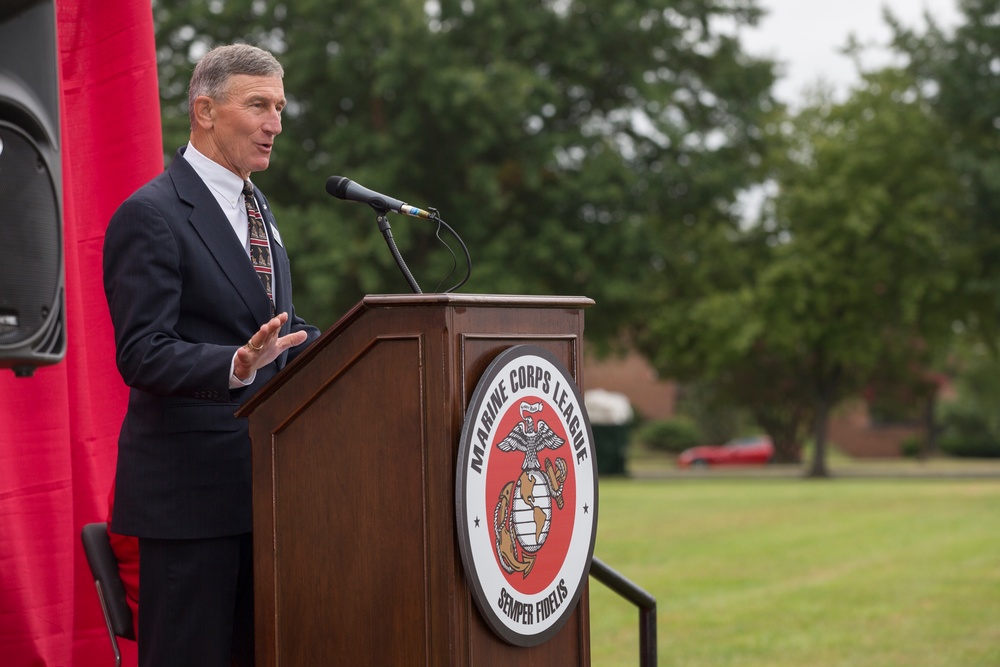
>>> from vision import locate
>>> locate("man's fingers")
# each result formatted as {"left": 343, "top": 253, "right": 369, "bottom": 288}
{"left": 279, "top": 331, "right": 309, "bottom": 348}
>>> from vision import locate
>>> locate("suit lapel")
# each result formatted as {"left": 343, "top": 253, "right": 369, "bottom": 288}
{"left": 167, "top": 150, "right": 273, "bottom": 323}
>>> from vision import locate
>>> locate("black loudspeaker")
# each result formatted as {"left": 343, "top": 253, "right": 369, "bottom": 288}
{"left": 0, "top": 0, "right": 65, "bottom": 377}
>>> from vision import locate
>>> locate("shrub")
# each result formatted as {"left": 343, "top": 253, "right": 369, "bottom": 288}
{"left": 636, "top": 417, "right": 702, "bottom": 453}
{"left": 938, "top": 402, "right": 1000, "bottom": 458}
{"left": 940, "top": 434, "right": 1000, "bottom": 458}
{"left": 935, "top": 346, "right": 1000, "bottom": 458}
{"left": 900, "top": 435, "right": 924, "bottom": 458}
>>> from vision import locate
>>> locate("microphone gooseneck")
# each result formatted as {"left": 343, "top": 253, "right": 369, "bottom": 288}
{"left": 325, "top": 175, "right": 473, "bottom": 294}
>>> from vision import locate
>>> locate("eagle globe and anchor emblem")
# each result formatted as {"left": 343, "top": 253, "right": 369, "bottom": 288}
{"left": 456, "top": 345, "right": 598, "bottom": 648}
{"left": 493, "top": 400, "right": 568, "bottom": 577}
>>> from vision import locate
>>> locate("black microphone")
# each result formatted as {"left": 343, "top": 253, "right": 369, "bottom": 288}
{"left": 325, "top": 175, "right": 434, "bottom": 219}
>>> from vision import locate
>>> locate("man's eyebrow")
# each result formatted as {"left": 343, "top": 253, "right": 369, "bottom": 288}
{"left": 246, "top": 93, "right": 285, "bottom": 105}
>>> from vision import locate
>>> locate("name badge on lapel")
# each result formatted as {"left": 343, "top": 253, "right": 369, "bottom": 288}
{"left": 269, "top": 224, "right": 283, "bottom": 247}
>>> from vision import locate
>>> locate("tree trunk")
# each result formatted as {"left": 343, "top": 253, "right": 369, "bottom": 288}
{"left": 807, "top": 384, "right": 835, "bottom": 478}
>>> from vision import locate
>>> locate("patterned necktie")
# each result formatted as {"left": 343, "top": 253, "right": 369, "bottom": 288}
{"left": 243, "top": 180, "right": 274, "bottom": 314}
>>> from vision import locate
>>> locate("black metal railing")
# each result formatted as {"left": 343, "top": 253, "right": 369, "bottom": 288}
{"left": 589, "top": 556, "right": 657, "bottom": 666}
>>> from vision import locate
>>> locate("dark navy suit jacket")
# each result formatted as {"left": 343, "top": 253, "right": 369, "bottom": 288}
{"left": 104, "top": 147, "right": 320, "bottom": 539}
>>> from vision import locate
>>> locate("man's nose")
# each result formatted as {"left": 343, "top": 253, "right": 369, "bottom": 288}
{"left": 263, "top": 110, "right": 282, "bottom": 135}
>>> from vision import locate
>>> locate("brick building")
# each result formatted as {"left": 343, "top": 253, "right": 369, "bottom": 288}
{"left": 583, "top": 351, "right": 927, "bottom": 458}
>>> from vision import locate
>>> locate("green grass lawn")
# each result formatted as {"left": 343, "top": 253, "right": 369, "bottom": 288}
{"left": 588, "top": 476, "right": 1000, "bottom": 666}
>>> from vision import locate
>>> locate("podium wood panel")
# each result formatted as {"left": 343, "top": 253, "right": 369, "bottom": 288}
{"left": 240, "top": 294, "right": 594, "bottom": 666}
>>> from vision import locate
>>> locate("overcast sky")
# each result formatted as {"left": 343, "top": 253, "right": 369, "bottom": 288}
{"left": 741, "top": 0, "right": 963, "bottom": 105}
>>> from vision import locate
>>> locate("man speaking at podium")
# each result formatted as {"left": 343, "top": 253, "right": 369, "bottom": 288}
{"left": 103, "top": 43, "right": 320, "bottom": 666}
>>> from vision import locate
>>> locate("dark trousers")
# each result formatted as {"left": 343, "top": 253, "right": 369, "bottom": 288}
{"left": 138, "top": 533, "right": 254, "bottom": 667}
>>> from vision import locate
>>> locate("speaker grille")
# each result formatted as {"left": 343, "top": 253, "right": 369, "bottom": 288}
{"left": 0, "top": 122, "right": 61, "bottom": 347}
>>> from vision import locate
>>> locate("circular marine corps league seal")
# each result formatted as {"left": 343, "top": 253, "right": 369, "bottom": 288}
{"left": 456, "top": 345, "right": 598, "bottom": 647}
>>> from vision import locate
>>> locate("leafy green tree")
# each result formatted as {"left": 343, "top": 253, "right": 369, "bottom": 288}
{"left": 152, "top": 0, "right": 778, "bottom": 334}
{"left": 889, "top": 0, "right": 1000, "bottom": 343}
{"left": 636, "top": 68, "right": 964, "bottom": 475}
{"left": 773, "top": 70, "right": 962, "bottom": 475}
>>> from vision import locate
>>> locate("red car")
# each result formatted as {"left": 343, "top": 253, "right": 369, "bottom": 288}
{"left": 677, "top": 435, "right": 775, "bottom": 468}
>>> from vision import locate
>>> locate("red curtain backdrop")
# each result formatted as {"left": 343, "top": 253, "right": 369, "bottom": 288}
{"left": 0, "top": 1, "right": 161, "bottom": 665}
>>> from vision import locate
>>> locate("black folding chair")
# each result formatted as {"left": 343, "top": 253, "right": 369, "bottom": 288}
{"left": 80, "top": 522, "right": 135, "bottom": 667}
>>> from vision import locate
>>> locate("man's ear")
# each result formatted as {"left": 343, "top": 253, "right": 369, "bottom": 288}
{"left": 192, "top": 95, "right": 215, "bottom": 129}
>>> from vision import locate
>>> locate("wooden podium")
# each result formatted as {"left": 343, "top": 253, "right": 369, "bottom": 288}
{"left": 238, "top": 294, "right": 594, "bottom": 666}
